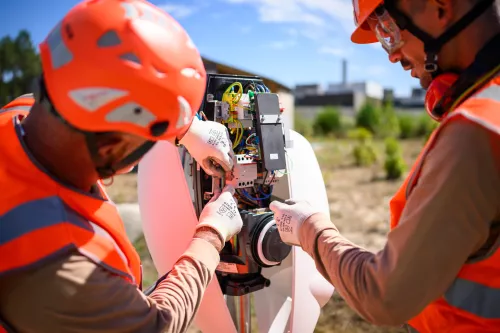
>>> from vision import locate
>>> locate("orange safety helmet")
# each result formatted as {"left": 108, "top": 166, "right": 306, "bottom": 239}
{"left": 351, "top": 0, "right": 383, "bottom": 44}
{"left": 39, "top": 0, "right": 206, "bottom": 141}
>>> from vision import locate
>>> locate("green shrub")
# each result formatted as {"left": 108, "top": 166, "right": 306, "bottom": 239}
{"left": 355, "top": 102, "right": 382, "bottom": 134}
{"left": 313, "top": 106, "right": 342, "bottom": 136}
{"left": 347, "top": 127, "right": 372, "bottom": 142}
{"left": 337, "top": 115, "right": 355, "bottom": 138}
{"left": 353, "top": 145, "right": 378, "bottom": 167}
{"left": 398, "top": 114, "right": 418, "bottom": 139}
{"left": 384, "top": 137, "right": 406, "bottom": 180}
{"left": 415, "top": 113, "right": 439, "bottom": 140}
{"left": 294, "top": 113, "right": 313, "bottom": 137}
{"left": 378, "top": 101, "right": 401, "bottom": 138}
{"left": 385, "top": 135, "right": 401, "bottom": 156}
{"left": 348, "top": 128, "right": 378, "bottom": 167}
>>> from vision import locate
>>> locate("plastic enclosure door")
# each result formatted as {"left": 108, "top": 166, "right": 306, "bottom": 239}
{"left": 253, "top": 130, "right": 334, "bottom": 333}
{"left": 137, "top": 130, "right": 334, "bottom": 333}
{"left": 138, "top": 141, "right": 237, "bottom": 333}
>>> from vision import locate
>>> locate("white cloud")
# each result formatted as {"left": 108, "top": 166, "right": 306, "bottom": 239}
{"left": 265, "top": 40, "right": 297, "bottom": 50}
{"left": 158, "top": 4, "right": 199, "bottom": 19}
{"left": 223, "top": 0, "right": 358, "bottom": 55}
{"left": 223, "top": 0, "right": 354, "bottom": 31}
{"left": 318, "top": 46, "right": 352, "bottom": 57}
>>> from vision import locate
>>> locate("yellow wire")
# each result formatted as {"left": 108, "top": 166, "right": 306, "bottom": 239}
{"left": 222, "top": 82, "right": 243, "bottom": 122}
{"left": 221, "top": 82, "right": 245, "bottom": 149}
{"left": 232, "top": 119, "right": 244, "bottom": 148}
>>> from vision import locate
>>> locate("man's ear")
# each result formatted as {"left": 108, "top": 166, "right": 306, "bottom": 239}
{"left": 95, "top": 133, "right": 127, "bottom": 161}
{"left": 431, "top": 0, "right": 454, "bottom": 25}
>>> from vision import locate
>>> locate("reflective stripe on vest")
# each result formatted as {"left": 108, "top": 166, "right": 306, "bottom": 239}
{"left": 1, "top": 94, "right": 34, "bottom": 114}
{"left": 0, "top": 196, "right": 133, "bottom": 282}
{"left": 445, "top": 278, "right": 500, "bottom": 319}
{"left": 0, "top": 106, "right": 31, "bottom": 114}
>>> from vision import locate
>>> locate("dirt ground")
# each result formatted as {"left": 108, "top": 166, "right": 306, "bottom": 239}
{"left": 107, "top": 138, "right": 424, "bottom": 333}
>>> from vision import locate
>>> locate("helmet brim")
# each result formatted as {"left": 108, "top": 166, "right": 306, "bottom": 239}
{"left": 351, "top": 22, "right": 379, "bottom": 44}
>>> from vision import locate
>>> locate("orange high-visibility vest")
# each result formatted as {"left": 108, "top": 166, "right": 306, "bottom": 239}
{"left": 0, "top": 95, "right": 142, "bottom": 332}
{"left": 389, "top": 74, "right": 500, "bottom": 332}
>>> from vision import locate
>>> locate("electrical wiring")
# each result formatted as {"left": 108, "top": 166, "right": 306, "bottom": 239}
{"left": 199, "top": 111, "right": 208, "bottom": 121}
{"left": 236, "top": 194, "right": 258, "bottom": 207}
{"left": 236, "top": 189, "right": 260, "bottom": 207}
{"left": 243, "top": 82, "right": 256, "bottom": 93}
{"left": 232, "top": 119, "right": 244, "bottom": 148}
{"left": 241, "top": 189, "right": 269, "bottom": 201}
{"left": 209, "top": 79, "right": 277, "bottom": 209}
{"left": 245, "top": 133, "right": 257, "bottom": 146}
{"left": 221, "top": 82, "right": 246, "bottom": 149}
{"left": 222, "top": 82, "right": 243, "bottom": 123}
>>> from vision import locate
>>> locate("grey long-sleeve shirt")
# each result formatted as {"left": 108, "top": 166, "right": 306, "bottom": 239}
{"left": 0, "top": 237, "right": 220, "bottom": 333}
{"left": 299, "top": 118, "right": 500, "bottom": 326}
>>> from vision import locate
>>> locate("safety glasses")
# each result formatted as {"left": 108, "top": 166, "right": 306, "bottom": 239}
{"left": 366, "top": 5, "right": 405, "bottom": 53}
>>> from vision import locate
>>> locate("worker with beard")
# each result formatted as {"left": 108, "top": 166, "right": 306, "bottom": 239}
{"left": 269, "top": 0, "right": 500, "bottom": 332}
{"left": 0, "top": 1, "right": 243, "bottom": 332}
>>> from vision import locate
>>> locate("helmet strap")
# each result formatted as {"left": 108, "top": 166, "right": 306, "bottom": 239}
{"left": 384, "top": 0, "right": 495, "bottom": 78}
{"left": 430, "top": 33, "right": 500, "bottom": 118}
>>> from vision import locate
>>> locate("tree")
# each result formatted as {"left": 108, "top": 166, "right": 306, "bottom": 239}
{"left": 0, "top": 30, "right": 41, "bottom": 105}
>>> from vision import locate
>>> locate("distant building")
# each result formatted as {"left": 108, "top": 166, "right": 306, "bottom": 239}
{"left": 295, "top": 85, "right": 383, "bottom": 121}
{"left": 294, "top": 59, "right": 385, "bottom": 120}
{"left": 294, "top": 84, "right": 325, "bottom": 99}
{"left": 392, "top": 87, "right": 426, "bottom": 113}
{"left": 326, "top": 81, "right": 384, "bottom": 100}
{"left": 294, "top": 59, "right": 425, "bottom": 121}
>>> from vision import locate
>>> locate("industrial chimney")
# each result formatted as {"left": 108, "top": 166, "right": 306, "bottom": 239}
{"left": 342, "top": 59, "right": 347, "bottom": 86}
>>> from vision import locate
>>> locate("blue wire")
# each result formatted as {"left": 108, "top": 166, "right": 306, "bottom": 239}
{"left": 255, "top": 83, "right": 270, "bottom": 93}
{"left": 259, "top": 189, "right": 271, "bottom": 198}
{"left": 242, "top": 189, "right": 270, "bottom": 201}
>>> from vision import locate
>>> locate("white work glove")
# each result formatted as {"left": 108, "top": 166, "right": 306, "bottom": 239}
{"left": 196, "top": 185, "right": 243, "bottom": 243}
{"left": 269, "top": 199, "right": 323, "bottom": 246}
{"left": 179, "top": 117, "right": 235, "bottom": 177}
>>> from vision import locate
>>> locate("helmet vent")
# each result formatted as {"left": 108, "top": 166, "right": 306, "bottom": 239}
{"left": 120, "top": 52, "right": 141, "bottom": 65}
{"left": 97, "top": 30, "right": 121, "bottom": 47}
{"left": 152, "top": 65, "right": 167, "bottom": 79}
{"left": 180, "top": 68, "right": 201, "bottom": 79}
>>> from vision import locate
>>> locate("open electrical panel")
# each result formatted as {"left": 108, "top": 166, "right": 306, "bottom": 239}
{"left": 189, "top": 74, "right": 292, "bottom": 296}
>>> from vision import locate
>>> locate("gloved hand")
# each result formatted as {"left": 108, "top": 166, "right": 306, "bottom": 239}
{"left": 179, "top": 116, "right": 234, "bottom": 177}
{"left": 196, "top": 185, "right": 243, "bottom": 243}
{"left": 269, "top": 199, "right": 325, "bottom": 246}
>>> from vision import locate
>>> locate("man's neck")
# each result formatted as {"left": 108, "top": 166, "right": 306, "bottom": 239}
{"left": 21, "top": 116, "right": 96, "bottom": 192}
{"left": 452, "top": 13, "right": 500, "bottom": 70}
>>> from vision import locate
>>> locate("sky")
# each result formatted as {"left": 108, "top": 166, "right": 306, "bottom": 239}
{"left": 0, "top": 0, "right": 421, "bottom": 97}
